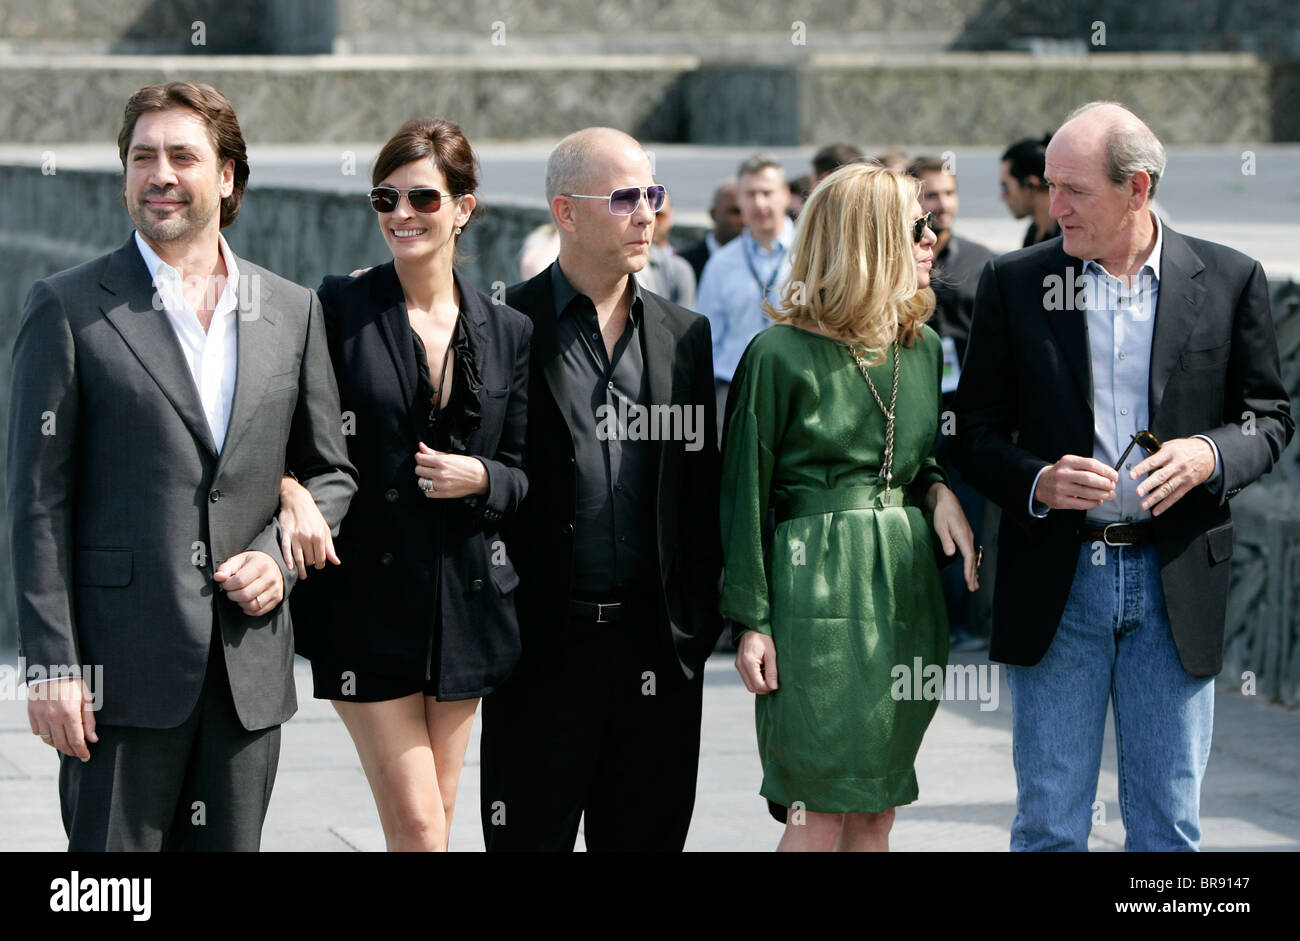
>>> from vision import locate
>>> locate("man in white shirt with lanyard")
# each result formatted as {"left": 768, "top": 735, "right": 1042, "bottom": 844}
{"left": 695, "top": 153, "right": 794, "bottom": 435}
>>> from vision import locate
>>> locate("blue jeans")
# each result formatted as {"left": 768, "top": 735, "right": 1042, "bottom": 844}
{"left": 1006, "top": 542, "right": 1214, "bottom": 851}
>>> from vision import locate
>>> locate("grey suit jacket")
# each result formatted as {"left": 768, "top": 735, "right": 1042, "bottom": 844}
{"left": 7, "top": 235, "right": 358, "bottom": 730}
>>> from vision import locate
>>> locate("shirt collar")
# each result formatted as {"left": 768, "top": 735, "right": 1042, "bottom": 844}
{"left": 550, "top": 259, "right": 644, "bottom": 326}
{"left": 1083, "top": 210, "right": 1162, "bottom": 285}
{"left": 135, "top": 230, "right": 240, "bottom": 309}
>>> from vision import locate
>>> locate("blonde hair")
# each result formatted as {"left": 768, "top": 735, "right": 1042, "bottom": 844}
{"left": 764, "top": 163, "right": 934, "bottom": 365}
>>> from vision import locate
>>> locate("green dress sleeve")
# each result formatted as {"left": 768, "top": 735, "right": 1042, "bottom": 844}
{"left": 719, "top": 340, "right": 781, "bottom": 640}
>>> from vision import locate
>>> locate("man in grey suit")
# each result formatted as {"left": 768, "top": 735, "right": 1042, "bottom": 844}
{"left": 7, "top": 82, "right": 357, "bottom": 851}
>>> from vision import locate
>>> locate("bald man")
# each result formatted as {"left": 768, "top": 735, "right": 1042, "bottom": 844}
{"left": 479, "top": 128, "right": 723, "bottom": 851}
{"left": 679, "top": 180, "right": 743, "bottom": 283}
{"left": 954, "top": 102, "right": 1291, "bottom": 851}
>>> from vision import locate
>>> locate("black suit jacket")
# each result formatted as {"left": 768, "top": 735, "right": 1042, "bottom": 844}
{"left": 679, "top": 240, "right": 712, "bottom": 284}
{"left": 289, "top": 263, "right": 532, "bottom": 698}
{"left": 501, "top": 267, "right": 723, "bottom": 679}
{"left": 952, "top": 226, "right": 1292, "bottom": 677}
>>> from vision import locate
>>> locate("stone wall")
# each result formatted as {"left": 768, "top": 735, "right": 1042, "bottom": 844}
{"left": 5, "top": 1, "right": 1298, "bottom": 58}
{"left": 1, "top": 53, "right": 1294, "bottom": 146}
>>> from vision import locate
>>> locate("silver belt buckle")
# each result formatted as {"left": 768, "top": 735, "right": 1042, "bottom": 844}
{"left": 595, "top": 602, "right": 618, "bottom": 623}
{"left": 1102, "top": 522, "right": 1133, "bottom": 547}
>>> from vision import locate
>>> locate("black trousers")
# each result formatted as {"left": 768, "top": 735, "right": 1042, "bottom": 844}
{"left": 480, "top": 608, "right": 704, "bottom": 851}
{"left": 58, "top": 627, "right": 281, "bottom": 851}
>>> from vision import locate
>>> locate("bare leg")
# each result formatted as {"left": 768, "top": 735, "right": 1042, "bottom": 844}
{"left": 333, "top": 695, "right": 446, "bottom": 852}
{"left": 777, "top": 809, "right": 843, "bottom": 852}
{"left": 836, "top": 808, "right": 895, "bottom": 852}
{"left": 423, "top": 696, "right": 480, "bottom": 850}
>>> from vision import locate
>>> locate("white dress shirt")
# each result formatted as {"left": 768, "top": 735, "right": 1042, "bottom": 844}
{"left": 135, "top": 230, "right": 241, "bottom": 453}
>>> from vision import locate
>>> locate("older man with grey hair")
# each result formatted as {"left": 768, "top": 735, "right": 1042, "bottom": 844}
{"left": 954, "top": 101, "right": 1292, "bottom": 851}
{"left": 479, "top": 127, "right": 722, "bottom": 852}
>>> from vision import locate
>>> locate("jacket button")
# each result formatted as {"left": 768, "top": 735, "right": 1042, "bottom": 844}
{"left": 209, "top": 489, "right": 222, "bottom": 503}
{"left": 379, "top": 552, "right": 394, "bottom": 566}
{"left": 568, "top": 457, "right": 576, "bottom": 466}
{"left": 385, "top": 488, "right": 399, "bottom": 503}
{"left": 562, "top": 522, "right": 574, "bottom": 534}
{"left": 470, "top": 578, "right": 485, "bottom": 592}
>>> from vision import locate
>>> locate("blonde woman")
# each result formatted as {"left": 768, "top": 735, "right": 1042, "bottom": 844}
{"left": 721, "top": 163, "right": 980, "bottom": 851}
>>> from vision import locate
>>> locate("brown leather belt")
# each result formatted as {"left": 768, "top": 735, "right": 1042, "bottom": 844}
{"left": 1078, "top": 521, "right": 1155, "bottom": 546}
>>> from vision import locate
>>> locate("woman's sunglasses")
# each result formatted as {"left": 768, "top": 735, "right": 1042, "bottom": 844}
{"left": 368, "top": 186, "right": 451, "bottom": 214}
{"left": 563, "top": 184, "right": 667, "bottom": 216}
{"left": 1114, "top": 429, "right": 1162, "bottom": 470}
{"left": 912, "top": 211, "right": 933, "bottom": 244}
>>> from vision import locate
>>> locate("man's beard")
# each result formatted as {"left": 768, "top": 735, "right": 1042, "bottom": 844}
{"left": 130, "top": 187, "right": 215, "bottom": 243}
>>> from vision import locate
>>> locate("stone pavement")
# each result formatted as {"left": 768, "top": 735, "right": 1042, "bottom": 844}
{"left": 1, "top": 646, "right": 1296, "bottom": 852}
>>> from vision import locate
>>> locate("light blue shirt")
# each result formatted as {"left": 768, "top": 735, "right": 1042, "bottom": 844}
{"left": 1029, "top": 213, "right": 1221, "bottom": 518}
{"left": 696, "top": 219, "right": 795, "bottom": 383}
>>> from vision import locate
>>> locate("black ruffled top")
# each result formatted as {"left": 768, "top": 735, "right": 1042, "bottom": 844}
{"left": 410, "top": 311, "right": 483, "bottom": 453}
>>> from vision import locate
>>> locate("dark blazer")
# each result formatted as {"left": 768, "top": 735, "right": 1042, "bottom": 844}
{"left": 7, "top": 235, "right": 357, "bottom": 729}
{"left": 289, "top": 262, "right": 532, "bottom": 699}
{"left": 501, "top": 267, "right": 723, "bottom": 679}
{"left": 952, "top": 225, "right": 1293, "bottom": 677}
{"left": 680, "top": 240, "right": 712, "bottom": 284}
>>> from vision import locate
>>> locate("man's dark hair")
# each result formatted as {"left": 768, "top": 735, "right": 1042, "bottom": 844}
{"left": 1001, "top": 133, "right": 1053, "bottom": 187}
{"left": 789, "top": 174, "right": 812, "bottom": 200}
{"left": 118, "top": 82, "right": 250, "bottom": 229}
{"left": 812, "top": 143, "right": 865, "bottom": 179}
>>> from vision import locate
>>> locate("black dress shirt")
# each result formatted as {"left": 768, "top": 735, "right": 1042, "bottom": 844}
{"left": 549, "top": 263, "right": 658, "bottom": 595}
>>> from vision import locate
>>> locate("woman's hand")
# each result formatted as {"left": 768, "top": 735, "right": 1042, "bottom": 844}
{"left": 277, "top": 475, "right": 341, "bottom": 580}
{"left": 926, "top": 482, "right": 980, "bottom": 593}
{"left": 414, "top": 442, "right": 490, "bottom": 499}
{"left": 735, "top": 629, "right": 779, "bottom": 694}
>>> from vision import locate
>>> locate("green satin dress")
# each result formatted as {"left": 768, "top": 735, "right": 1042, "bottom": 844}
{"left": 720, "top": 322, "right": 950, "bottom": 816}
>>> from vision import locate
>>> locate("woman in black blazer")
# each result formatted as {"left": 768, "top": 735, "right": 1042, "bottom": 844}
{"left": 278, "top": 117, "right": 531, "bottom": 851}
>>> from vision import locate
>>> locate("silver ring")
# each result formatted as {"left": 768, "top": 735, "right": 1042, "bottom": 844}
{"left": 254, "top": 593, "right": 262, "bottom": 609}
{"left": 419, "top": 478, "right": 433, "bottom": 493}
{"left": 39, "top": 732, "right": 52, "bottom": 741}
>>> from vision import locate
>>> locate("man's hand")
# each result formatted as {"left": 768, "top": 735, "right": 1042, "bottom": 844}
{"left": 735, "top": 629, "right": 779, "bottom": 694}
{"left": 213, "top": 550, "right": 285, "bottom": 615}
{"left": 278, "top": 475, "right": 341, "bottom": 580}
{"left": 414, "top": 443, "right": 490, "bottom": 499}
{"left": 28, "top": 678, "right": 97, "bottom": 761}
{"left": 1033, "top": 455, "right": 1118, "bottom": 510}
{"left": 1133, "top": 437, "right": 1216, "bottom": 516}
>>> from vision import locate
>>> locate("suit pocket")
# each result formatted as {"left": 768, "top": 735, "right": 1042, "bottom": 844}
{"left": 1206, "top": 522, "right": 1233, "bottom": 565}
{"left": 486, "top": 537, "right": 521, "bottom": 595}
{"left": 265, "top": 368, "right": 299, "bottom": 395}
{"left": 1180, "top": 345, "right": 1229, "bottom": 371}
{"left": 75, "top": 548, "right": 133, "bottom": 587}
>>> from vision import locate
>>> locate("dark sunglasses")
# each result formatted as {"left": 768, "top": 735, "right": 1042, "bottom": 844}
{"left": 912, "top": 211, "right": 933, "bottom": 244}
{"left": 1114, "top": 429, "right": 1162, "bottom": 471}
{"left": 368, "top": 186, "right": 451, "bottom": 214}
{"left": 564, "top": 184, "right": 667, "bottom": 215}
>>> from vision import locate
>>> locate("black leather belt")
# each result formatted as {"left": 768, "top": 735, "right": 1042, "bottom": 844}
{"left": 1079, "top": 521, "right": 1155, "bottom": 546}
{"left": 568, "top": 592, "right": 652, "bottom": 624}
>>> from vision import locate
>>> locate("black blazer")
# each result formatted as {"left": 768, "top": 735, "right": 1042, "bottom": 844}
{"left": 953, "top": 227, "right": 1293, "bottom": 677}
{"left": 290, "top": 262, "right": 532, "bottom": 699}
{"left": 501, "top": 267, "right": 724, "bottom": 680}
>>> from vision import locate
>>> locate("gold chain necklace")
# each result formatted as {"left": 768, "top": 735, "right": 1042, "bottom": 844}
{"left": 847, "top": 339, "right": 901, "bottom": 497}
